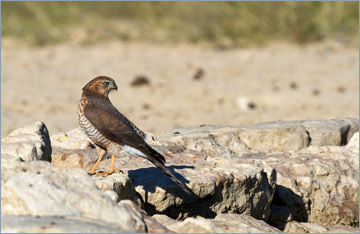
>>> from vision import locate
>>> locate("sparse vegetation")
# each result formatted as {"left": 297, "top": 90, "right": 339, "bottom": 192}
{"left": 1, "top": 1, "right": 359, "bottom": 47}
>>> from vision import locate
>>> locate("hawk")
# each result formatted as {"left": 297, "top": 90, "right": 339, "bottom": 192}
{"left": 78, "top": 76, "right": 192, "bottom": 194}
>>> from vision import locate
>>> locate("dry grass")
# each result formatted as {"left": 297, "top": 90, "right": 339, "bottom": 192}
{"left": 2, "top": 1, "right": 359, "bottom": 47}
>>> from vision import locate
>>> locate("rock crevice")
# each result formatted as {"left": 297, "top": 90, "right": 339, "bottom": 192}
{"left": 1, "top": 118, "right": 358, "bottom": 232}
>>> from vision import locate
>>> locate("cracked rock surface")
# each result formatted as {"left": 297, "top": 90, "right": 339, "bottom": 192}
{"left": 1, "top": 118, "right": 358, "bottom": 232}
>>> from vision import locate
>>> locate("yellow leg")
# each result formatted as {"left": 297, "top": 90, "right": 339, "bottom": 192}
{"left": 95, "top": 155, "right": 122, "bottom": 176}
{"left": 89, "top": 153, "right": 105, "bottom": 175}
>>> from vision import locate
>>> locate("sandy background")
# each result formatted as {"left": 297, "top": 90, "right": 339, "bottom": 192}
{"left": 1, "top": 40, "right": 359, "bottom": 138}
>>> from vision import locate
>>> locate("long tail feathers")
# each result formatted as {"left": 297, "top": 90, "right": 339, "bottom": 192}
{"left": 144, "top": 146, "right": 193, "bottom": 195}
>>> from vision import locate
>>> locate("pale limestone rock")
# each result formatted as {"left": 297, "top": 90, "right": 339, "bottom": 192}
{"left": 159, "top": 118, "right": 359, "bottom": 153}
{"left": 118, "top": 200, "right": 172, "bottom": 233}
{"left": 1, "top": 160, "right": 146, "bottom": 232}
{"left": 143, "top": 131, "right": 161, "bottom": 145}
{"left": 299, "top": 117, "right": 358, "bottom": 146}
{"left": 284, "top": 221, "right": 359, "bottom": 233}
{"left": 238, "top": 124, "right": 309, "bottom": 152}
{"left": 104, "top": 190, "right": 119, "bottom": 203}
{"left": 161, "top": 123, "right": 310, "bottom": 153}
{"left": 243, "top": 117, "right": 358, "bottom": 147}
{"left": 92, "top": 173, "right": 138, "bottom": 202}
{"left": 51, "top": 148, "right": 98, "bottom": 170}
{"left": 346, "top": 131, "right": 359, "bottom": 153}
{"left": 1, "top": 122, "right": 51, "bottom": 162}
{"left": 52, "top": 150, "right": 143, "bottom": 206}
{"left": 1, "top": 215, "right": 130, "bottom": 233}
{"left": 160, "top": 123, "right": 309, "bottom": 154}
{"left": 238, "top": 117, "right": 359, "bottom": 151}
{"left": 152, "top": 214, "right": 179, "bottom": 230}
{"left": 93, "top": 149, "right": 276, "bottom": 221}
{"left": 261, "top": 147, "right": 359, "bottom": 227}
{"left": 156, "top": 120, "right": 358, "bottom": 228}
{"left": 154, "top": 213, "right": 281, "bottom": 233}
{"left": 158, "top": 125, "right": 250, "bottom": 156}
{"left": 50, "top": 127, "right": 91, "bottom": 150}
{"left": 340, "top": 117, "right": 359, "bottom": 143}
{"left": 6, "top": 118, "right": 357, "bottom": 232}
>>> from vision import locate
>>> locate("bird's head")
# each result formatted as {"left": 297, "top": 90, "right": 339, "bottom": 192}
{"left": 82, "top": 76, "right": 118, "bottom": 97}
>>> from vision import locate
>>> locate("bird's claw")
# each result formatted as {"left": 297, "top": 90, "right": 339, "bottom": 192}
{"left": 88, "top": 170, "right": 123, "bottom": 176}
{"left": 88, "top": 171, "right": 96, "bottom": 176}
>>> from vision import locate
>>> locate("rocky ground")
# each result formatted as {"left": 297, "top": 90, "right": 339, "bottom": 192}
{"left": 1, "top": 40, "right": 359, "bottom": 232}
{"left": 1, "top": 118, "right": 359, "bottom": 233}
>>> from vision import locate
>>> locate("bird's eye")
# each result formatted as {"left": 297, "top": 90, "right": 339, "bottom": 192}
{"left": 103, "top": 82, "right": 110, "bottom": 87}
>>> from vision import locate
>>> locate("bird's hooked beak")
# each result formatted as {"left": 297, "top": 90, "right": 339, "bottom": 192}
{"left": 111, "top": 83, "right": 118, "bottom": 91}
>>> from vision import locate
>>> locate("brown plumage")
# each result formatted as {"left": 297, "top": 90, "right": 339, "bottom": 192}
{"left": 78, "top": 76, "right": 192, "bottom": 194}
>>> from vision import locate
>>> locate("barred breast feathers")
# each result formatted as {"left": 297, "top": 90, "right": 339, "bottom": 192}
{"left": 78, "top": 95, "right": 123, "bottom": 154}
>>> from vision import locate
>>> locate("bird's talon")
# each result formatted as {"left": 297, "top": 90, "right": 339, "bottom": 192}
{"left": 96, "top": 171, "right": 112, "bottom": 176}
{"left": 88, "top": 169, "right": 123, "bottom": 176}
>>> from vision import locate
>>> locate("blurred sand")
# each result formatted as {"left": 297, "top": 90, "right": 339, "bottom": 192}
{"left": 1, "top": 40, "right": 359, "bottom": 138}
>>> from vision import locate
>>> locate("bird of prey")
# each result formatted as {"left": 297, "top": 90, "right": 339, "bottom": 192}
{"left": 78, "top": 76, "right": 192, "bottom": 194}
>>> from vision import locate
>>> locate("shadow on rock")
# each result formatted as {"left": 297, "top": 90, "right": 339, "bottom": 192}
{"left": 268, "top": 185, "right": 309, "bottom": 230}
{"left": 128, "top": 165, "right": 222, "bottom": 219}
{"left": 128, "top": 165, "right": 195, "bottom": 197}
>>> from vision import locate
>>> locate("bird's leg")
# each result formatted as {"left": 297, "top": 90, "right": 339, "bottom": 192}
{"left": 89, "top": 153, "right": 104, "bottom": 175}
{"left": 96, "top": 154, "right": 122, "bottom": 175}
{"left": 88, "top": 146, "right": 106, "bottom": 175}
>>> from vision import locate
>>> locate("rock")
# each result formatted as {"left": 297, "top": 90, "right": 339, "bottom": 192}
{"left": 157, "top": 120, "right": 358, "bottom": 227}
{"left": 152, "top": 214, "right": 179, "bottom": 230}
{"left": 92, "top": 173, "right": 138, "bottom": 203}
{"left": 284, "top": 221, "right": 359, "bottom": 233}
{"left": 118, "top": 200, "right": 172, "bottom": 233}
{"left": 93, "top": 148, "right": 276, "bottom": 221}
{"left": 4, "top": 118, "right": 357, "bottom": 232}
{"left": 104, "top": 190, "right": 120, "bottom": 203}
{"left": 1, "top": 215, "right": 130, "bottom": 233}
{"left": 297, "top": 117, "right": 359, "bottom": 146}
{"left": 340, "top": 117, "right": 359, "bottom": 143}
{"left": 159, "top": 118, "right": 359, "bottom": 153}
{"left": 49, "top": 128, "right": 98, "bottom": 171}
{"left": 153, "top": 213, "right": 281, "bottom": 233}
{"left": 50, "top": 127, "right": 91, "bottom": 150}
{"left": 158, "top": 125, "right": 250, "bottom": 157}
{"left": 239, "top": 117, "right": 359, "bottom": 151}
{"left": 261, "top": 145, "right": 359, "bottom": 227}
{"left": 346, "top": 132, "right": 359, "bottom": 153}
{"left": 267, "top": 205, "right": 293, "bottom": 230}
{"left": 51, "top": 148, "right": 98, "bottom": 170}
{"left": 193, "top": 68, "right": 205, "bottom": 81}
{"left": 1, "top": 160, "right": 146, "bottom": 232}
{"left": 161, "top": 123, "right": 310, "bottom": 153}
{"left": 1, "top": 122, "right": 52, "bottom": 162}
{"left": 238, "top": 124, "right": 309, "bottom": 152}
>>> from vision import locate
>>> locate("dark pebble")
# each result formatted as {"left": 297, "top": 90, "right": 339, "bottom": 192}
{"left": 130, "top": 75, "right": 151, "bottom": 87}
{"left": 248, "top": 102, "right": 257, "bottom": 109}
{"left": 290, "top": 82, "right": 298, "bottom": 89}
{"left": 193, "top": 68, "right": 205, "bottom": 80}
{"left": 142, "top": 103, "right": 151, "bottom": 110}
{"left": 337, "top": 86, "right": 346, "bottom": 93}
{"left": 312, "top": 89, "right": 321, "bottom": 96}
